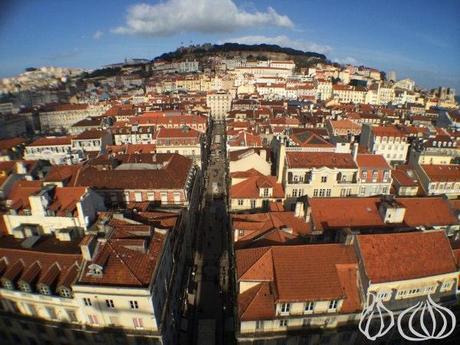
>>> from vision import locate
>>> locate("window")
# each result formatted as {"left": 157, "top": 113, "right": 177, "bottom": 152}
{"left": 255, "top": 320, "right": 264, "bottom": 330}
{"left": 280, "top": 303, "right": 290, "bottom": 314}
{"left": 46, "top": 307, "right": 57, "bottom": 320}
{"left": 133, "top": 317, "right": 144, "bottom": 329}
{"left": 321, "top": 176, "right": 327, "bottom": 183}
{"left": 237, "top": 199, "right": 244, "bottom": 206}
{"left": 130, "top": 300, "right": 139, "bottom": 309}
{"left": 372, "top": 170, "right": 378, "bottom": 182}
{"left": 83, "top": 298, "right": 92, "bottom": 306}
{"left": 174, "top": 192, "right": 181, "bottom": 204}
{"left": 377, "top": 291, "right": 389, "bottom": 300}
{"left": 134, "top": 192, "right": 142, "bottom": 202}
{"left": 66, "top": 310, "right": 77, "bottom": 322}
{"left": 147, "top": 192, "right": 154, "bottom": 201}
{"left": 250, "top": 200, "right": 256, "bottom": 208}
{"left": 328, "top": 300, "right": 338, "bottom": 311}
{"left": 313, "top": 189, "right": 318, "bottom": 197}
{"left": 304, "top": 302, "right": 314, "bottom": 313}
{"left": 88, "top": 314, "right": 98, "bottom": 325}
{"left": 383, "top": 170, "right": 389, "bottom": 181}
{"left": 263, "top": 188, "right": 269, "bottom": 197}
{"left": 106, "top": 299, "right": 115, "bottom": 308}
{"left": 279, "top": 319, "right": 288, "bottom": 327}
{"left": 27, "top": 304, "right": 38, "bottom": 317}
{"left": 292, "top": 188, "right": 298, "bottom": 197}
{"left": 441, "top": 280, "right": 453, "bottom": 291}
{"left": 326, "top": 189, "right": 331, "bottom": 197}
{"left": 160, "top": 192, "right": 168, "bottom": 204}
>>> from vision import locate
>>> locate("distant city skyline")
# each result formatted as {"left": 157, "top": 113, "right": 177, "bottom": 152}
{"left": 0, "top": 0, "right": 459, "bottom": 90}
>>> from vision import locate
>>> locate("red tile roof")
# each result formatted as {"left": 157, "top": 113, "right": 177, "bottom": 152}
{"left": 0, "top": 235, "right": 82, "bottom": 291}
{"left": 421, "top": 164, "right": 460, "bottom": 182}
{"left": 7, "top": 180, "right": 43, "bottom": 210}
{"left": 28, "top": 136, "right": 73, "bottom": 147}
{"left": 44, "top": 165, "right": 81, "bottom": 185}
{"left": 0, "top": 138, "right": 26, "bottom": 150}
{"left": 236, "top": 244, "right": 361, "bottom": 319}
{"left": 371, "top": 126, "right": 405, "bottom": 138}
{"left": 230, "top": 168, "right": 264, "bottom": 179}
{"left": 78, "top": 221, "right": 166, "bottom": 287}
{"left": 286, "top": 152, "right": 357, "bottom": 169}
{"left": 357, "top": 231, "right": 457, "bottom": 283}
{"left": 73, "top": 154, "right": 192, "bottom": 190}
{"left": 232, "top": 212, "right": 310, "bottom": 248}
{"left": 154, "top": 127, "right": 201, "bottom": 139}
{"left": 392, "top": 165, "right": 419, "bottom": 187}
{"left": 356, "top": 154, "right": 390, "bottom": 169}
{"left": 308, "top": 196, "right": 458, "bottom": 231}
{"left": 74, "top": 129, "right": 107, "bottom": 140}
{"left": 230, "top": 176, "right": 284, "bottom": 199}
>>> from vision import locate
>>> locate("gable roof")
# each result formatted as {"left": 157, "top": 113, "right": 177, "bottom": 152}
{"left": 77, "top": 221, "right": 166, "bottom": 287}
{"left": 230, "top": 176, "right": 284, "bottom": 199}
{"left": 286, "top": 152, "right": 357, "bottom": 169}
{"left": 308, "top": 196, "right": 458, "bottom": 231}
{"left": 357, "top": 231, "right": 457, "bottom": 283}
{"left": 236, "top": 244, "right": 361, "bottom": 319}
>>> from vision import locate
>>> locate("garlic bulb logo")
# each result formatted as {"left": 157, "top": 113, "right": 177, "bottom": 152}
{"left": 397, "top": 295, "right": 456, "bottom": 341}
{"left": 358, "top": 292, "right": 395, "bottom": 341}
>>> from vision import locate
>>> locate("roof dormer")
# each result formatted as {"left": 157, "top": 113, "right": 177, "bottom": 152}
{"left": 378, "top": 196, "right": 406, "bottom": 224}
{"left": 87, "top": 263, "right": 103, "bottom": 277}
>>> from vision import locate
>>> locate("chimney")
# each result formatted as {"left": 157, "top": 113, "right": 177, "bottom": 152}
{"left": 16, "top": 161, "right": 27, "bottom": 174}
{"left": 277, "top": 143, "right": 286, "bottom": 183}
{"left": 294, "top": 200, "right": 305, "bottom": 218}
{"left": 80, "top": 235, "right": 97, "bottom": 261}
{"left": 259, "top": 149, "right": 267, "bottom": 162}
{"left": 352, "top": 142, "right": 359, "bottom": 161}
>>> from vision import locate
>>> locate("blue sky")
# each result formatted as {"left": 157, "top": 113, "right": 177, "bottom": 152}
{"left": 0, "top": 0, "right": 459, "bottom": 90}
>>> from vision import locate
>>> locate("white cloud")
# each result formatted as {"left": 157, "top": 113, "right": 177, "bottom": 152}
{"left": 93, "top": 30, "right": 104, "bottom": 40}
{"left": 221, "top": 35, "right": 331, "bottom": 54}
{"left": 113, "top": 0, "right": 294, "bottom": 36}
{"left": 333, "top": 56, "right": 358, "bottom": 65}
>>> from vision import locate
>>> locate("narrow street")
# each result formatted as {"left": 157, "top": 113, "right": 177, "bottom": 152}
{"left": 188, "top": 121, "right": 234, "bottom": 345}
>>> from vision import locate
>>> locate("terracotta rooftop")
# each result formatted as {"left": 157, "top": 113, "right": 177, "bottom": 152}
{"left": 78, "top": 220, "right": 166, "bottom": 287}
{"left": 392, "top": 165, "right": 419, "bottom": 187}
{"left": 421, "top": 164, "right": 460, "bottom": 182}
{"left": 44, "top": 165, "right": 81, "bottom": 185}
{"left": 74, "top": 129, "right": 107, "bottom": 140}
{"left": 236, "top": 244, "right": 361, "bottom": 319}
{"left": 0, "top": 235, "right": 82, "bottom": 292}
{"left": 230, "top": 175, "right": 284, "bottom": 199}
{"left": 0, "top": 137, "right": 26, "bottom": 150}
{"left": 28, "top": 136, "right": 73, "bottom": 147}
{"left": 73, "top": 154, "right": 192, "bottom": 190}
{"left": 356, "top": 154, "right": 391, "bottom": 169}
{"left": 286, "top": 152, "right": 357, "bottom": 169}
{"left": 308, "top": 196, "right": 458, "bottom": 231}
{"left": 232, "top": 212, "right": 309, "bottom": 249}
{"left": 357, "top": 231, "right": 457, "bottom": 283}
{"left": 371, "top": 125, "right": 405, "bottom": 138}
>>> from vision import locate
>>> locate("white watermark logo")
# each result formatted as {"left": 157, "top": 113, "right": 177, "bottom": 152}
{"left": 358, "top": 292, "right": 394, "bottom": 341}
{"left": 359, "top": 292, "right": 456, "bottom": 342}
